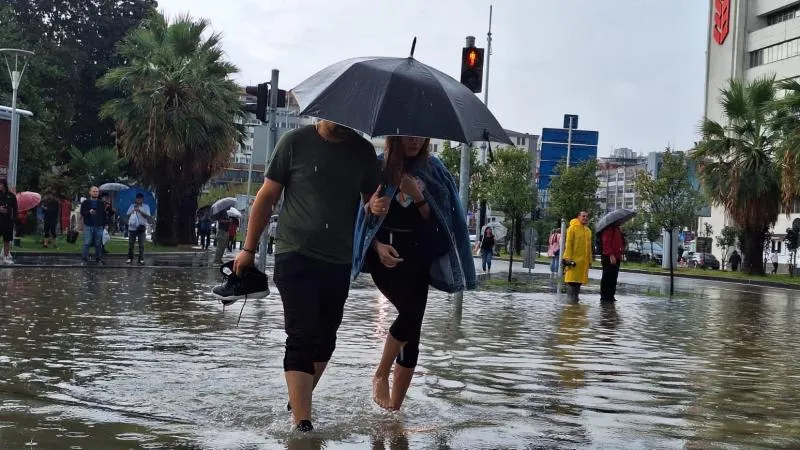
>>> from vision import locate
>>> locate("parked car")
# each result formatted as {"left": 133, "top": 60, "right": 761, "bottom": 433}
{"left": 689, "top": 252, "right": 720, "bottom": 270}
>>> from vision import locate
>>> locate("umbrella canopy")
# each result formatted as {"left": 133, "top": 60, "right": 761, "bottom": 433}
{"left": 99, "top": 182, "right": 129, "bottom": 192}
{"left": 211, "top": 197, "right": 237, "bottom": 216}
{"left": 483, "top": 221, "right": 507, "bottom": 241}
{"left": 291, "top": 56, "right": 512, "bottom": 144}
{"left": 596, "top": 209, "right": 637, "bottom": 234}
{"left": 115, "top": 188, "right": 157, "bottom": 218}
{"left": 16, "top": 191, "right": 41, "bottom": 212}
{"left": 226, "top": 207, "right": 242, "bottom": 218}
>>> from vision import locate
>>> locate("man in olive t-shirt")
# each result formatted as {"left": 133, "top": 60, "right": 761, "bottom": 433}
{"left": 233, "top": 121, "right": 386, "bottom": 432}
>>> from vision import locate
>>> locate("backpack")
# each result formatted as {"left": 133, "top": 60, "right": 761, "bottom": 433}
{"left": 594, "top": 230, "right": 603, "bottom": 255}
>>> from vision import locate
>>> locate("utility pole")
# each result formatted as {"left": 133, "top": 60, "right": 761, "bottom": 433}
{"left": 256, "top": 69, "right": 280, "bottom": 271}
{"left": 476, "top": 5, "right": 493, "bottom": 236}
{"left": 556, "top": 115, "right": 575, "bottom": 281}
{"left": 1, "top": 49, "right": 34, "bottom": 191}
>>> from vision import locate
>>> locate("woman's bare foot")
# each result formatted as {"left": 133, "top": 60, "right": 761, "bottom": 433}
{"left": 372, "top": 376, "right": 394, "bottom": 410}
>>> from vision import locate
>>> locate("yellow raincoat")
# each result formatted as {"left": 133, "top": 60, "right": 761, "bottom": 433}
{"left": 563, "top": 218, "right": 592, "bottom": 284}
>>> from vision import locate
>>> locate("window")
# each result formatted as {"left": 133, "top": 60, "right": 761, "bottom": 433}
{"left": 767, "top": 4, "right": 800, "bottom": 26}
{"left": 749, "top": 37, "right": 800, "bottom": 67}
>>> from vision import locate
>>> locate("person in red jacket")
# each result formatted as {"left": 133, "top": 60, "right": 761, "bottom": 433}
{"left": 600, "top": 221, "right": 625, "bottom": 302}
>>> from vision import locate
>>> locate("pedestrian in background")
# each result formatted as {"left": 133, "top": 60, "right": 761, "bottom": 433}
{"left": 770, "top": 251, "right": 779, "bottom": 274}
{"left": 227, "top": 216, "right": 239, "bottom": 252}
{"left": 563, "top": 211, "right": 592, "bottom": 302}
{"left": 213, "top": 214, "right": 231, "bottom": 265}
{"left": 729, "top": 250, "right": 742, "bottom": 272}
{"left": 80, "top": 186, "right": 106, "bottom": 264}
{"left": 42, "top": 192, "right": 60, "bottom": 248}
{"left": 0, "top": 179, "right": 18, "bottom": 264}
{"left": 197, "top": 211, "right": 212, "bottom": 250}
{"left": 267, "top": 218, "right": 277, "bottom": 255}
{"left": 126, "top": 193, "right": 150, "bottom": 265}
{"left": 474, "top": 226, "right": 495, "bottom": 273}
{"left": 547, "top": 228, "right": 561, "bottom": 277}
{"left": 599, "top": 220, "right": 624, "bottom": 302}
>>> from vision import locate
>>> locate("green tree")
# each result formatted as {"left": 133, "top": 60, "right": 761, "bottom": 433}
{"left": 484, "top": 147, "right": 535, "bottom": 281}
{"left": 547, "top": 159, "right": 600, "bottom": 221}
{"left": 0, "top": 1, "right": 156, "bottom": 190}
{"left": 99, "top": 13, "right": 246, "bottom": 246}
{"left": 623, "top": 212, "right": 646, "bottom": 253}
{"left": 774, "top": 79, "right": 800, "bottom": 207}
{"left": 692, "top": 77, "right": 783, "bottom": 275}
{"left": 438, "top": 140, "right": 486, "bottom": 209}
{"left": 636, "top": 151, "right": 703, "bottom": 294}
{"left": 703, "top": 223, "right": 714, "bottom": 238}
{"left": 716, "top": 225, "right": 738, "bottom": 271}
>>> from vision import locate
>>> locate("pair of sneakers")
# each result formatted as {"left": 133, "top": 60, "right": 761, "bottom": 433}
{"left": 1, "top": 253, "right": 13, "bottom": 265}
{"left": 212, "top": 261, "right": 270, "bottom": 305}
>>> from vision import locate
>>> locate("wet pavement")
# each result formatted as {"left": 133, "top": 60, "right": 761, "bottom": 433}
{"left": 1, "top": 264, "right": 800, "bottom": 449}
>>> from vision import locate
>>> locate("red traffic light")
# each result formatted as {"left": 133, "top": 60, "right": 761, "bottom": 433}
{"left": 466, "top": 49, "right": 479, "bottom": 68}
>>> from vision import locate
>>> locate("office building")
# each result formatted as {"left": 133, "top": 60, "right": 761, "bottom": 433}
{"left": 701, "top": 0, "right": 800, "bottom": 261}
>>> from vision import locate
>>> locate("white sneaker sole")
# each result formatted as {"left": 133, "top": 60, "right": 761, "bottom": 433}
{"left": 213, "top": 289, "right": 270, "bottom": 302}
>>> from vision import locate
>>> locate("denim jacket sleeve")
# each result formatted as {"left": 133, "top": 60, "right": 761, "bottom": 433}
{"left": 351, "top": 155, "right": 476, "bottom": 293}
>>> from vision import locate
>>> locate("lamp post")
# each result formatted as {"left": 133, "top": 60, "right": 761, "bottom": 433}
{"left": 1, "top": 49, "right": 34, "bottom": 191}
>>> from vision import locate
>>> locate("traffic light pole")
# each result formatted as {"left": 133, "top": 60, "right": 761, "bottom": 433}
{"left": 476, "top": 5, "right": 493, "bottom": 237}
{"left": 257, "top": 69, "right": 280, "bottom": 271}
{"left": 556, "top": 116, "right": 575, "bottom": 283}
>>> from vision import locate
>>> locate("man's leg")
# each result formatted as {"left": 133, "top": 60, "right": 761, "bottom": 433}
{"left": 82, "top": 226, "right": 92, "bottom": 261}
{"left": 600, "top": 256, "right": 611, "bottom": 300}
{"left": 93, "top": 227, "right": 103, "bottom": 261}
{"left": 274, "top": 253, "right": 320, "bottom": 427}
{"left": 213, "top": 231, "right": 227, "bottom": 264}
{"left": 608, "top": 260, "right": 620, "bottom": 301}
{"left": 138, "top": 229, "right": 145, "bottom": 262}
{"left": 128, "top": 230, "right": 135, "bottom": 261}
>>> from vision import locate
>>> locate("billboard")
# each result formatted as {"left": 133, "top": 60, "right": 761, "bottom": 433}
{"left": 537, "top": 115, "right": 599, "bottom": 190}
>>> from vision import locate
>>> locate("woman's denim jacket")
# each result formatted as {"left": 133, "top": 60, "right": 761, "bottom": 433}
{"left": 351, "top": 154, "right": 476, "bottom": 293}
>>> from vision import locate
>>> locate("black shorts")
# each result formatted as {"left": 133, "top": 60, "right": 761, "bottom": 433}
{"left": 273, "top": 251, "right": 351, "bottom": 374}
{"left": 0, "top": 221, "right": 13, "bottom": 242}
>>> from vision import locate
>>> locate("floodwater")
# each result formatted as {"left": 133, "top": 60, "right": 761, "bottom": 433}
{"left": 1, "top": 265, "right": 800, "bottom": 449}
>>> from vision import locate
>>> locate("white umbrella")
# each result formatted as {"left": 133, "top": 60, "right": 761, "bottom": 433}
{"left": 483, "top": 221, "right": 507, "bottom": 241}
{"left": 99, "top": 182, "right": 129, "bottom": 192}
{"left": 226, "top": 207, "right": 242, "bottom": 218}
{"left": 211, "top": 197, "right": 237, "bottom": 216}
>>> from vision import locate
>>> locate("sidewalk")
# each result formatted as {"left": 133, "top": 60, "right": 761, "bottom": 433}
{"left": 475, "top": 256, "right": 800, "bottom": 290}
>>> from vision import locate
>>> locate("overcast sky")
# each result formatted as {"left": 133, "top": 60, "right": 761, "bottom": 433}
{"left": 158, "top": 0, "right": 708, "bottom": 156}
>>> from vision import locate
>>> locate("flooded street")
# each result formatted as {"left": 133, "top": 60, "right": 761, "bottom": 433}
{"left": 1, "top": 266, "right": 800, "bottom": 449}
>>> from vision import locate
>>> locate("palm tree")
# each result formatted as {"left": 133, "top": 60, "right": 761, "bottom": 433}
{"left": 775, "top": 79, "right": 800, "bottom": 209}
{"left": 692, "top": 77, "right": 782, "bottom": 275}
{"left": 98, "top": 13, "right": 245, "bottom": 245}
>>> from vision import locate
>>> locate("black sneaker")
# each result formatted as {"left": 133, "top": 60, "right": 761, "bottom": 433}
{"left": 296, "top": 420, "right": 313, "bottom": 433}
{"left": 212, "top": 261, "right": 270, "bottom": 306}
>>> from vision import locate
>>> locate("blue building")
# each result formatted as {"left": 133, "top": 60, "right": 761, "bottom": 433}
{"left": 537, "top": 114, "right": 599, "bottom": 210}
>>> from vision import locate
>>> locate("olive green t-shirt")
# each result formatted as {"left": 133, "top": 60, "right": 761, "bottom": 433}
{"left": 266, "top": 125, "right": 379, "bottom": 265}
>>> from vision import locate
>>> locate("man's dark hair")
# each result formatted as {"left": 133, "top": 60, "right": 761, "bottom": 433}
{"left": 136, "top": 193, "right": 144, "bottom": 199}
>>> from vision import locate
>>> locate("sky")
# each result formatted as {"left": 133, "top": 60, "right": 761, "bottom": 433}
{"left": 157, "top": 0, "right": 709, "bottom": 156}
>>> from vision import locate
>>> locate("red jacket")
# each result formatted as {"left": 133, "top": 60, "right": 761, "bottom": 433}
{"left": 602, "top": 226, "right": 624, "bottom": 260}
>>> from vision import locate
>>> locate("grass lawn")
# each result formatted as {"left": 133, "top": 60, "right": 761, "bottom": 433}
{"left": 13, "top": 235, "right": 199, "bottom": 254}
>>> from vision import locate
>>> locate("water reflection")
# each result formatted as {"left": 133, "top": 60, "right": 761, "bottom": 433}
{"left": 1, "top": 268, "right": 800, "bottom": 448}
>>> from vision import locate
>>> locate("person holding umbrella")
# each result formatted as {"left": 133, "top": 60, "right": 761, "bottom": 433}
{"left": 599, "top": 220, "right": 625, "bottom": 302}
{"left": 231, "top": 120, "right": 381, "bottom": 433}
{"left": 352, "top": 135, "right": 475, "bottom": 411}
{"left": 0, "top": 179, "right": 18, "bottom": 264}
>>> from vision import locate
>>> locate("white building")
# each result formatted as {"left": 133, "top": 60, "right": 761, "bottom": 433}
{"left": 596, "top": 148, "right": 648, "bottom": 214}
{"left": 700, "top": 0, "right": 800, "bottom": 262}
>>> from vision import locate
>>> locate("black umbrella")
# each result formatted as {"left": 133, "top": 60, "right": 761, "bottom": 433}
{"left": 291, "top": 50, "right": 512, "bottom": 145}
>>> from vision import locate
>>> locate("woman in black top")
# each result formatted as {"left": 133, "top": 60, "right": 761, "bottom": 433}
{"left": 42, "top": 193, "right": 60, "bottom": 248}
{"left": 474, "top": 227, "right": 496, "bottom": 272}
{"left": 366, "top": 135, "right": 437, "bottom": 411}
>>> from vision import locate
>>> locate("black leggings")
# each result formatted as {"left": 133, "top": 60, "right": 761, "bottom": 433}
{"left": 273, "top": 252, "right": 351, "bottom": 375}
{"left": 369, "top": 229, "right": 430, "bottom": 368}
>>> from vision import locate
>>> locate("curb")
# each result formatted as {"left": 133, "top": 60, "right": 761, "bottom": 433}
{"left": 617, "top": 268, "right": 800, "bottom": 290}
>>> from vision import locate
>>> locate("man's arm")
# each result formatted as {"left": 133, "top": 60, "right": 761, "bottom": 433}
{"left": 242, "top": 179, "right": 284, "bottom": 251}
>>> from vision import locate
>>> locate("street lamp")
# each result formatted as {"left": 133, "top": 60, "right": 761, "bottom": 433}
{"left": 1, "top": 48, "right": 34, "bottom": 191}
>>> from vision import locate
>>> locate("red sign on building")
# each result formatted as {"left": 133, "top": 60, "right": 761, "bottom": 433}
{"left": 0, "top": 119, "right": 10, "bottom": 179}
{"left": 712, "top": 0, "right": 731, "bottom": 45}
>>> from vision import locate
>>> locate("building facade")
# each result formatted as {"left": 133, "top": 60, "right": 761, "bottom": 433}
{"left": 596, "top": 148, "right": 648, "bottom": 213}
{"left": 701, "top": 0, "right": 800, "bottom": 262}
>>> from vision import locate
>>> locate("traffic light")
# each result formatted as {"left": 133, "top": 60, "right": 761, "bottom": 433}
{"left": 244, "top": 83, "right": 268, "bottom": 121}
{"left": 460, "top": 46, "right": 484, "bottom": 93}
{"left": 244, "top": 84, "right": 288, "bottom": 122}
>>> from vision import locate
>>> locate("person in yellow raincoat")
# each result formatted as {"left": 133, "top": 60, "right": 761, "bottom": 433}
{"left": 563, "top": 210, "right": 592, "bottom": 302}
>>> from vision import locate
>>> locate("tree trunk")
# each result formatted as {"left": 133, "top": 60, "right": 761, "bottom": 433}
{"left": 175, "top": 189, "right": 199, "bottom": 245}
{"left": 668, "top": 230, "right": 674, "bottom": 296}
{"left": 508, "top": 216, "right": 514, "bottom": 282}
{"left": 154, "top": 185, "right": 177, "bottom": 246}
{"left": 742, "top": 230, "right": 766, "bottom": 275}
{"left": 514, "top": 217, "right": 523, "bottom": 256}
